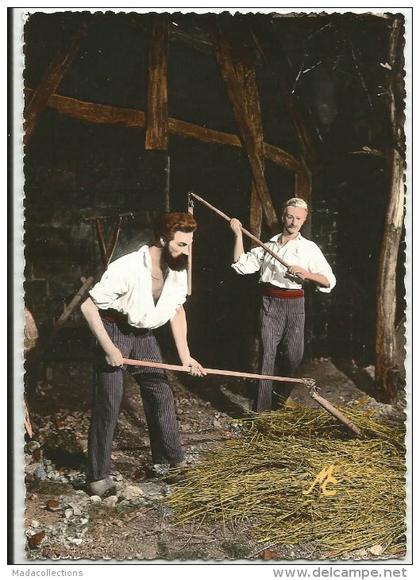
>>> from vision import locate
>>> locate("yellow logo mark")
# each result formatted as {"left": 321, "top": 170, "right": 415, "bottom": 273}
{"left": 303, "top": 465, "right": 338, "bottom": 496}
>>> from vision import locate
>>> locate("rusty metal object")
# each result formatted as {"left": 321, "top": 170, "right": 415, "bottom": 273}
{"left": 84, "top": 212, "right": 134, "bottom": 268}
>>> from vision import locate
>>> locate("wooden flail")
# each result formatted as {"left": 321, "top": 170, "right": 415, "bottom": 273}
{"left": 123, "top": 357, "right": 362, "bottom": 437}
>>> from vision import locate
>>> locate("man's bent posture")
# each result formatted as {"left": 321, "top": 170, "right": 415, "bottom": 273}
{"left": 81, "top": 212, "right": 205, "bottom": 496}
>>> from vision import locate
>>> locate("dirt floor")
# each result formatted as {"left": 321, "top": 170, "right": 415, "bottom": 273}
{"left": 22, "top": 356, "right": 402, "bottom": 562}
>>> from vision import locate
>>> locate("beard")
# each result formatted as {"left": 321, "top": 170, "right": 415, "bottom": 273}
{"left": 162, "top": 244, "right": 188, "bottom": 271}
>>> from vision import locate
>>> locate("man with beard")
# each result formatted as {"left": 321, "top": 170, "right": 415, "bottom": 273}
{"left": 81, "top": 212, "right": 205, "bottom": 497}
{"left": 229, "top": 197, "right": 335, "bottom": 412}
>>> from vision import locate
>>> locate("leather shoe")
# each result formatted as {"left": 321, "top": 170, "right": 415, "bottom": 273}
{"left": 88, "top": 477, "right": 116, "bottom": 498}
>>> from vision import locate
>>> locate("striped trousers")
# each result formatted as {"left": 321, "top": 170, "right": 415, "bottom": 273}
{"left": 256, "top": 295, "right": 305, "bottom": 412}
{"left": 88, "top": 319, "right": 184, "bottom": 482}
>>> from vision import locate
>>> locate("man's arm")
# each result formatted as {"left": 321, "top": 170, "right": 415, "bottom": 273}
{"left": 170, "top": 305, "right": 206, "bottom": 377}
{"left": 288, "top": 243, "right": 336, "bottom": 291}
{"left": 230, "top": 218, "right": 245, "bottom": 262}
{"left": 287, "top": 267, "right": 330, "bottom": 288}
{"left": 80, "top": 297, "right": 123, "bottom": 366}
{"left": 229, "top": 218, "right": 264, "bottom": 275}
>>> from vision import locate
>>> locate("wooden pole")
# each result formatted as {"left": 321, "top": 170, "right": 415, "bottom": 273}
{"left": 124, "top": 357, "right": 303, "bottom": 383}
{"left": 190, "top": 192, "right": 291, "bottom": 269}
{"left": 122, "top": 357, "right": 362, "bottom": 436}
{"left": 309, "top": 392, "right": 362, "bottom": 437}
{"left": 50, "top": 276, "right": 95, "bottom": 338}
{"left": 375, "top": 16, "right": 405, "bottom": 402}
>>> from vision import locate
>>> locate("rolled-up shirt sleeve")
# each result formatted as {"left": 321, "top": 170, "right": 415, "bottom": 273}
{"left": 231, "top": 246, "right": 264, "bottom": 275}
{"left": 89, "top": 258, "right": 129, "bottom": 309}
{"left": 307, "top": 244, "right": 336, "bottom": 293}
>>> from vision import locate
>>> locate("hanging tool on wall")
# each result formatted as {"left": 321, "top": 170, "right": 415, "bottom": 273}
{"left": 84, "top": 212, "right": 134, "bottom": 268}
{"left": 187, "top": 193, "right": 194, "bottom": 295}
{"left": 50, "top": 275, "right": 95, "bottom": 340}
{"left": 51, "top": 212, "right": 134, "bottom": 337}
{"left": 122, "top": 357, "right": 362, "bottom": 437}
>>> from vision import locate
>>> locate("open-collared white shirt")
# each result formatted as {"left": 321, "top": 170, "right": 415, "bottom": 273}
{"left": 89, "top": 245, "right": 188, "bottom": 329}
{"left": 232, "top": 233, "right": 336, "bottom": 293}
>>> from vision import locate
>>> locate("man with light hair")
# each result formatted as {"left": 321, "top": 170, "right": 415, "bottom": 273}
{"left": 230, "top": 197, "right": 336, "bottom": 411}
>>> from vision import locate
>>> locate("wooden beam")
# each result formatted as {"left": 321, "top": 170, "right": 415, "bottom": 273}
{"left": 146, "top": 15, "right": 169, "bottom": 150}
{"left": 249, "top": 185, "right": 263, "bottom": 240}
{"left": 375, "top": 16, "right": 405, "bottom": 402}
{"left": 173, "top": 117, "right": 299, "bottom": 171}
{"left": 263, "top": 143, "right": 299, "bottom": 171}
{"left": 252, "top": 23, "right": 320, "bottom": 166}
{"left": 169, "top": 22, "right": 213, "bottom": 54}
{"left": 294, "top": 158, "right": 313, "bottom": 238}
{"left": 375, "top": 148, "right": 404, "bottom": 401}
{"left": 294, "top": 159, "right": 312, "bottom": 203}
{"left": 25, "top": 89, "right": 300, "bottom": 171}
{"left": 242, "top": 56, "right": 265, "bottom": 239}
{"left": 211, "top": 24, "right": 279, "bottom": 230}
{"left": 42, "top": 92, "right": 146, "bottom": 126}
{"left": 24, "top": 23, "right": 88, "bottom": 145}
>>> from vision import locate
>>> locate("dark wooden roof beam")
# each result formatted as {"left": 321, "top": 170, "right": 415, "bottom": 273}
{"left": 211, "top": 23, "right": 279, "bottom": 230}
{"left": 25, "top": 89, "right": 300, "bottom": 173}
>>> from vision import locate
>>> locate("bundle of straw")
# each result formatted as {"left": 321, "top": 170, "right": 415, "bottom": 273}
{"left": 167, "top": 406, "right": 406, "bottom": 558}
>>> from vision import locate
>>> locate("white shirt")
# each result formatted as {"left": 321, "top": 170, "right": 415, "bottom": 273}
{"left": 89, "top": 245, "right": 188, "bottom": 329}
{"left": 232, "top": 233, "right": 336, "bottom": 293}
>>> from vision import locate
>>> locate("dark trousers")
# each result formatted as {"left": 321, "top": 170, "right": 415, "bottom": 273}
{"left": 255, "top": 296, "right": 305, "bottom": 412}
{"left": 88, "top": 319, "right": 184, "bottom": 481}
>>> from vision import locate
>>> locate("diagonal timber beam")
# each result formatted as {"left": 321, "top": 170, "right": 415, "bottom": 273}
{"left": 211, "top": 23, "right": 279, "bottom": 230}
{"left": 242, "top": 51, "right": 264, "bottom": 239}
{"left": 24, "top": 23, "right": 88, "bottom": 145}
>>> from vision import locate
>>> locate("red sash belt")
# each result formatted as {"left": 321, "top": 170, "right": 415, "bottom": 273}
{"left": 100, "top": 309, "right": 151, "bottom": 335}
{"left": 100, "top": 308, "right": 129, "bottom": 324}
{"left": 261, "top": 284, "right": 304, "bottom": 299}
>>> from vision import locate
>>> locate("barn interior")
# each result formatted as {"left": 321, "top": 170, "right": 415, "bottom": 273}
{"left": 21, "top": 10, "right": 407, "bottom": 561}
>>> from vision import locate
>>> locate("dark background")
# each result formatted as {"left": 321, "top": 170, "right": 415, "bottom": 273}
{"left": 23, "top": 11, "right": 406, "bottom": 371}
